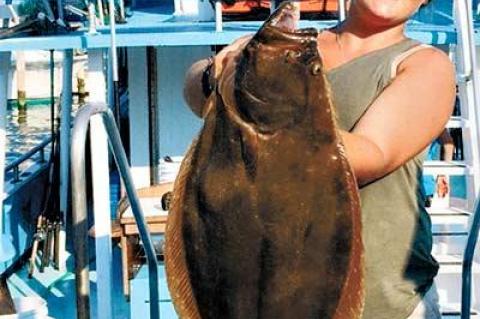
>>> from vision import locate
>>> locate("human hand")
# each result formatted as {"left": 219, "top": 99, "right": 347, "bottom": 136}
{"left": 436, "top": 174, "right": 449, "bottom": 198}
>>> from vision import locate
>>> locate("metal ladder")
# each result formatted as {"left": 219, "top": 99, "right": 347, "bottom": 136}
{"left": 456, "top": 1, "right": 480, "bottom": 317}
{"left": 420, "top": 1, "right": 480, "bottom": 318}
{"left": 70, "top": 102, "right": 160, "bottom": 319}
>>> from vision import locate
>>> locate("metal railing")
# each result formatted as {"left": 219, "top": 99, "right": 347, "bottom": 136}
{"left": 4, "top": 137, "right": 51, "bottom": 183}
{"left": 71, "top": 102, "right": 159, "bottom": 319}
{"left": 463, "top": 195, "right": 480, "bottom": 319}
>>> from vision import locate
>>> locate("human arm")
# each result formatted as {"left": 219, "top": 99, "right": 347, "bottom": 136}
{"left": 339, "top": 48, "right": 456, "bottom": 186}
{"left": 183, "top": 58, "right": 214, "bottom": 117}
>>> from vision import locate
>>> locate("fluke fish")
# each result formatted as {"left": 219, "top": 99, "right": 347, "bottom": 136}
{"left": 165, "top": 2, "right": 364, "bottom": 318}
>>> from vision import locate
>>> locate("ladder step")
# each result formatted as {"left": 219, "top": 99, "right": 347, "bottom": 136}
{"left": 423, "top": 161, "right": 471, "bottom": 175}
{"left": 441, "top": 310, "right": 479, "bottom": 318}
{"left": 436, "top": 254, "right": 466, "bottom": 266}
{"left": 456, "top": 73, "right": 472, "bottom": 83}
{"left": 447, "top": 116, "right": 468, "bottom": 128}
{"left": 434, "top": 255, "right": 480, "bottom": 308}
{"left": 431, "top": 210, "right": 469, "bottom": 256}
{"left": 431, "top": 212, "right": 470, "bottom": 234}
{"left": 443, "top": 313, "right": 479, "bottom": 316}
{"left": 440, "top": 303, "right": 479, "bottom": 317}
{"left": 435, "top": 254, "right": 480, "bottom": 275}
{"left": 433, "top": 231, "right": 468, "bottom": 237}
{"left": 427, "top": 206, "right": 471, "bottom": 216}
{"left": 428, "top": 205, "right": 473, "bottom": 267}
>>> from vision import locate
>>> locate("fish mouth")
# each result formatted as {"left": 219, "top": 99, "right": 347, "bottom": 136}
{"left": 268, "top": 1, "right": 300, "bottom": 32}
{"left": 232, "top": 1, "right": 322, "bottom": 134}
{"left": 254, "top": 1, "right": 317, "bottom": 45}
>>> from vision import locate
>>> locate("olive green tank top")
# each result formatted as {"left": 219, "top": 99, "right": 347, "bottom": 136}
{"left": 325, "top": 38, "right": 439, "bottom": 319}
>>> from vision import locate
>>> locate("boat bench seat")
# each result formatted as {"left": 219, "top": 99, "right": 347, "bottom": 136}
{"left": 116, "top": 182, "right": 173, "bottom": 301}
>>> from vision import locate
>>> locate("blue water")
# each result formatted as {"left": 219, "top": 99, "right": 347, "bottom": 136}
{"left": 6, "top": 103, "right": 52, "bottom": 170}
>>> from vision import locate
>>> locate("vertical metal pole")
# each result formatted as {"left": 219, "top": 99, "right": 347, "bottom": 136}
{"left": 338, "top": 0, "right": 347, "bottom": 21}
{"left": 215, "top": 0, "right": 222, "bottom": 32}
{"left": 88, "top": 2, "right": 98, "bottom": 34}
{"left": 147, "top": 47, "right": 159, "bottom": 185}
{"left": 90, "top": 115, "right": 113, "bottom": 319}
{"left": 118, "top": 0, "right": 126, "bottom": 21}
{"left": 60, "top": 50, "right": 73, "bottom": 221}
{"left": 0, "top": 52, "right": 10, "bottom": 233}
{"left": 87, "top": 50, "right": 113, "bottom": 319}
{"left": 57, "top": 0, "right": 65, "bottom": 21}
{"left": 270, "top": 0, "right": 276, "bottom": 14}
{"left": 50, "top": 50, "right": 55, "bottom": 151}
{"left": 2, "top": 0, "right": 13, "bottom": 27}
{"left": 108, "top": 0, "right": 121, "bottom": 129}
{"left": 458, "top": 1, "right": 480, "bottom": 317}
{"left": 16, "top": 51, "right": 26, "bottom": 123}
{"left": 97, "top": 0, "right": 105, "bottom": 26}
{"left": 108, "top": 0, "right": 119, "bottom": 81}
{"left": 127, "top": 47, "right": 151, "bottom": 188}
{"left": 456, "top": 0, "right": 480, "bottom": 209}
{"left": 107, "top": 51, "right": 114, "bottom": 113}
{"left": 71, "top": 109, "right": 91, "bottom": 319}
{"left": 58, "top": 49, "right": 73, "bottom": 271}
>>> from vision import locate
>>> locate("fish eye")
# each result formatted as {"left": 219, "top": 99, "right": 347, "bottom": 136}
{"left": 311, "top": 63, "right": 322, "bottom": 75}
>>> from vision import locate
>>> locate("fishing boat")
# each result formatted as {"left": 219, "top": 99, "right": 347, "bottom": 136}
{"left": 0, "top": 0, "right": 480, "bottom": 318}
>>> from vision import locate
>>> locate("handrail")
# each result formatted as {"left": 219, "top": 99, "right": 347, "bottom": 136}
{"left": 463, "top": 196, "right": 480, "bottom": 319}
{"left": 5, "top": 137, "right": 51, "bottom": 183}
{"left": 71, "top": 102, "right": 159, "bottom": 319}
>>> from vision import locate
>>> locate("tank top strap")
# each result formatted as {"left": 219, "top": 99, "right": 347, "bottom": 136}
{"left": 390, "top": 44, "right": 435, "bottom": 79}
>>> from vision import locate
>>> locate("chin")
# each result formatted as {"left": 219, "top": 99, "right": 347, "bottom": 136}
{"left": 354, "top": 0, "right": 421, "bottom": 27}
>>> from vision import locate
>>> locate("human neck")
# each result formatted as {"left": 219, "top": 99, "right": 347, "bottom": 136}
{"left": 337, "top": 15, "right": 407, "bottom": 55}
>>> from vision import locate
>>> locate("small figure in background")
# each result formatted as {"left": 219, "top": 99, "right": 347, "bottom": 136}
{"left": 424, "top": 129, "right": 455, "bottom": 207}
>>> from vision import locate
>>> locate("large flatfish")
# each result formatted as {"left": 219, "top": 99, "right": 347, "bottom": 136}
{"left": 165, "top": 2, "right": 364, "bottom": 318}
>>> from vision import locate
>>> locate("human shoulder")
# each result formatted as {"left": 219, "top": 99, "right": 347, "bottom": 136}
{"left": 396, "top": 43, "right": 454, "bottom": 78}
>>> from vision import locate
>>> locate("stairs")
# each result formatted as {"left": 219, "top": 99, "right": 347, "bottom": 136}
{"left": 424, "top": 1, "right": 480, "bottom": 318}
{"left": 429, "top": 205, "right": 480, "bottom": 318}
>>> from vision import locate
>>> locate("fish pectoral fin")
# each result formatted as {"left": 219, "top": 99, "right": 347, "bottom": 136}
{"left": 200, "top": 94, "right": 216, "bottom": 118}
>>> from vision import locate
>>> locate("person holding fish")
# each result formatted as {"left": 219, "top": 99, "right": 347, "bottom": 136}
{"left": 177, "top": 1, "right": 455, "bottom": 318}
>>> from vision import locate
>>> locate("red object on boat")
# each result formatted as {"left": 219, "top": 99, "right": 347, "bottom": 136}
{"left": 222, "top": 0, "right": 338, "bottom": 14}
{"left": 300, "top": 0, "right": 338, "bottom": 13}
{"left": 221, "top": 1, "right": 270, "bottom": 14}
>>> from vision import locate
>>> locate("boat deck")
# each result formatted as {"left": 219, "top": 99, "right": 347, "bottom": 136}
{"left": 7, "top": 247, "right": 135, "bottom": 318}
{"left": 0, "top": 2, "right": 464, "bottom": 52}
{"left": 1, "top": 1, "right": 479, "bottom": 318}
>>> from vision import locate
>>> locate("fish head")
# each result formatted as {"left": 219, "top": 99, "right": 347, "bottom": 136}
{"left": 234, "top": 1, "right": 325, "bottom": 134}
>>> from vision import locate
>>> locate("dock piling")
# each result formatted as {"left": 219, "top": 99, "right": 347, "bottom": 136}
{"left": 16, "top": 51, "right": 26, "bottom": 123}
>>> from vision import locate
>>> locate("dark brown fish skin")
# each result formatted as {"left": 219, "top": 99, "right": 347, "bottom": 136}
{"left": 165, "top": 2, "right": 364, "bottom": 319}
